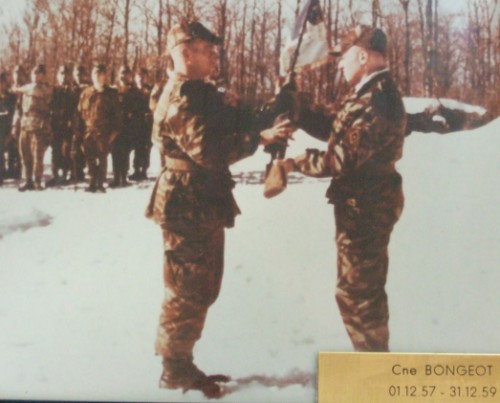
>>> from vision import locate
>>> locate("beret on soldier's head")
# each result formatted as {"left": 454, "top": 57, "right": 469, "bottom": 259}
{"left": 92, "top": 63, "right": 107, "bottom": 74}
{"left": 32, "top": 64, "right": 46, "bottom": 74}
{"left": 167, "top": 20, "right": 222, "bottom": 52}
{"left": 331, "top": 25, "right": 387, "bottom": 57}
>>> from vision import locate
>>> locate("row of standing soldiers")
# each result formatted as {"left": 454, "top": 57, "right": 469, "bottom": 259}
{"left": 0, "top": 63, "right": 165, "bottom": 192}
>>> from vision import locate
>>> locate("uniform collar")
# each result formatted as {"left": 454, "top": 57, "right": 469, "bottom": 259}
{"left": 354, "top": 68, "right": 389, "bottom": 94}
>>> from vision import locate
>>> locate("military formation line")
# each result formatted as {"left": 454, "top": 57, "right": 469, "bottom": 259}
{"left": 0, "top": 63, "right": 165, "bottom": 192}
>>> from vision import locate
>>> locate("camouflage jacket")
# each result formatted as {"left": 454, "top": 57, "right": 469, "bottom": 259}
{"left": 78, "top": 85, "right": 122, "bottom": 137}
{"left": 146, "top": 73, "right": 261, "bottom": 230}
{"left": 295, "top": 71, "right": 406, "bottom": 204}
{"left": 18, "top": 82, "right": 53, "bottom": 134}
{"left": 0, "top": 90, "right": 16, "bottom": 138}
{"left": 71, "top": 82, "right": 89, "bottom": 137}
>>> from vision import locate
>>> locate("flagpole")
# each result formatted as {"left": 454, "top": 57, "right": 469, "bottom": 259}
{"left": 289, "top": 0, "right": 312, "bottom": 76}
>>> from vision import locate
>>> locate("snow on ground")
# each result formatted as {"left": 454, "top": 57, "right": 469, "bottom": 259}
{"left": 0, "top": 102, "right": 499, "bottom": 402}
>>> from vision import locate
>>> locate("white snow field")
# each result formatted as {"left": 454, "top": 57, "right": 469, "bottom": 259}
{"left": 0, "top": 99, "right": 499, "bottom": 402}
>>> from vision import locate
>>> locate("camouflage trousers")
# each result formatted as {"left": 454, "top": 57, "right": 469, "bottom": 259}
{"left": 83, "top": 133, "right": 109, "bottom": 188}
{"left": 333, "top": 180, "right": 404, "bottom": 352}
{"left": 19, "top": 130, "right": 49, "bottom": 184}
{"left": 156, "top": 223, "right": 225, "bottom": 361}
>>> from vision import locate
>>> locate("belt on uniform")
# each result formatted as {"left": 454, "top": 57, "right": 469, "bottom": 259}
{"left": 164, "top": 157, "right": 198, "bottom": 172}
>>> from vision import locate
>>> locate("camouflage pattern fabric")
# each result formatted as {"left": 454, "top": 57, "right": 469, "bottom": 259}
{"left": 19, "top": 130, "right": 50, "bottom": 183}
{"left": 156, "top": 225, "right": 224, "bottom": 359}
{"left": 147, "top": 72, "right": 261, "bottom": 362}
{"left": 78, "top": 85, "right": 121, "bottom": 136}
{"left": 70, "top": 82, "right": 89, "bottom": 181}
{"left": 295, "top": 71, "right": 406, "bottom": 351}
{"left": 78, "top": 85, "right": 121, "bottom": 188}
{"left": 17, "top": 82, "right": 53, "bottom": 184}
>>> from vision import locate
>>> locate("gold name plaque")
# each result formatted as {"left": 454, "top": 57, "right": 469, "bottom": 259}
{"left": 318, "top": 353, "right": 500, "bottom": 402}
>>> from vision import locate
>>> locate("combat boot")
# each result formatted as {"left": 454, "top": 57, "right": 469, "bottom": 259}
{"left": 128, "top": 170, "right": 141, "bottom": 181}
{"left": 159, "top": 358, "right": 230, "bottom": 399}
{"left": 18, "top": 180, "right": 35, "bottom": 192}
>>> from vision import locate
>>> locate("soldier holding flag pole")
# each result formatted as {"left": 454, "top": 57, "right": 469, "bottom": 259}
{"left": 146, "top": 20, "right": 294, "bottom": 398}
{"left": 276, "top": 19, "right": 407, "bottom": 352}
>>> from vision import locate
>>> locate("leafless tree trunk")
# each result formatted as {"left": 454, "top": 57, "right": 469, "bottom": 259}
{"left": 400, "top": 0, "right": 411, "bottom": 95}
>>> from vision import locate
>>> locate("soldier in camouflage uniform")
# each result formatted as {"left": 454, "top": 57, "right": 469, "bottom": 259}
{"left": 280, "top": 26, "right": 406, "bottom": 352}
{"left": 78, "top": 63, "right": 121, "bottom": 192}
{"left": 146, "top": 21, "right": 292, "bottom": 398}
{"left": 13, "top": 64, "right": 53, "bottom": 191}
{"left": 149, "top": 68, "right": 170, "bottom": 169}
{"left": 48, "top": 65, "right": 75, "bottom": 185}
{"left": 128, "top": 67, "right": 153, "bottom": 181}
{"left": 71, "top": 65, "right": 89, "bottom": 182}
{"left": 8, "top": 65, "right": 28, "bottom": 180}
{"left": 0, "top": 72, "right": 16, "bottom": 185}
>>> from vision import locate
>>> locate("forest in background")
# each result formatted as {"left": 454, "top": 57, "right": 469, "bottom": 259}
{"left": 0, "top": 0, "right": 498, "bottom": 114}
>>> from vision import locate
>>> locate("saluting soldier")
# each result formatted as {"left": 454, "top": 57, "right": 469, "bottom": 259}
{"left": 145, "top": 21, "right": 291, "bottom": 398}
{"left": 70, "top": 65, "right": 89, "bottom": 183}
{"left": 128, "top": 67, "right": 153, "bottom": 181}
{"left": 278, "top": 25, "right": 406, "bottom": 352}
{"left": 13, "top": 64, "right": 53, "bottom": 191}
{"left": 48, "top": 64, "right": 75, "bottom": 186}
{"left": 78, "top": 63, "right": 121, "bottom": 193}
{"left": 8, "top": 65, "right": 28, "bottom": 180}
{"left": 0, "top": 72, "right": 16, "bottom": 185}
{"left": 110, "top": 65, "right": 140, "bottom": 187}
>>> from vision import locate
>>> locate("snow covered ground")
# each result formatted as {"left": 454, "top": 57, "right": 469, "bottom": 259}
{"left": 0, "top": 100, "right": 499, "bottom": 403}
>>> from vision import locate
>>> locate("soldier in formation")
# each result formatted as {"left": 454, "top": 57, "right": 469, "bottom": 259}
{"left": 110, "top": 65, "right": 136, "bottom": 187}
{"left": 13, "top": 64, "right": 53, "bottom": 191}
{"left": 48, "top": 64, "right": 75, "bottom": 186}
{"left": 0, "top": 72, "right": 16, "bottom": 186}
{"left": 278, "top": 25, "right": 406, "bottom": 352}
{"left": 128, "top": 67, "right": 153, "bottom": 181}
{"left": 78, "top": 63, "right": 121, "bottom": 192}
{"left": 7, "top": 65, "right": 27, "bottom": 180}
{"left": 70, "top": 65, "right": 89, "bottom": 183}
{"left": 145, "top": 21, "right": 292, "bottom": 398}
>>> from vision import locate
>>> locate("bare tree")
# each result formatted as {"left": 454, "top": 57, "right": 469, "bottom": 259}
{"left": 399, "top": 0, "right": 411, "bottom": 95}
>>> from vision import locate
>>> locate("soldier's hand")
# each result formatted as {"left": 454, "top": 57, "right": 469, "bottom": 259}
{"left": 275, "top": 76, "right": 301, "bottom": 121}
{"left": 259, "top": 119, "right": 295, "bottom": 146}
{"left": 274, "top": 158, "right": 297, "bottom": 174}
